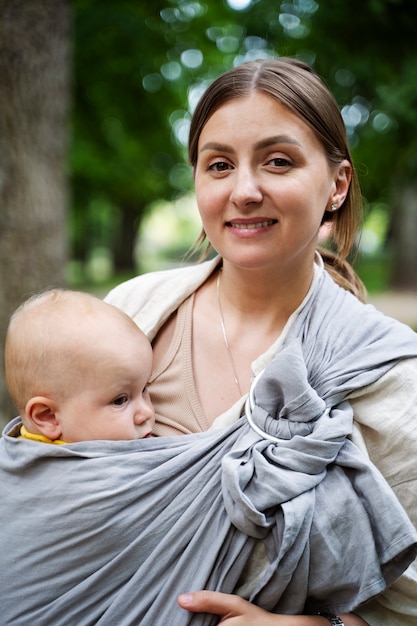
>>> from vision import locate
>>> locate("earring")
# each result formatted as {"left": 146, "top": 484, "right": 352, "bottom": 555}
{"left": 330, "top": 203, "right": 338, "bottom": 211}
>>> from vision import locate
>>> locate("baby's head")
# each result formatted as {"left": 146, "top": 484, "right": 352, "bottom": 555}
{"left": 5, "top": 289, "right": 155, "bottom": 442}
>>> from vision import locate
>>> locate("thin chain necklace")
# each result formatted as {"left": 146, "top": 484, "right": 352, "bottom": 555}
{"left": 216, "top": 269, "right": 243, "bottom": 396}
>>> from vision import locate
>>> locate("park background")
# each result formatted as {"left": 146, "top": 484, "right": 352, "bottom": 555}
{"left": 1, "top": 0, "right": 417, "bottom": 424}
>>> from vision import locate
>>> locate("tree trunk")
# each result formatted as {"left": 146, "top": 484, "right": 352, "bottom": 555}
{"left": 389, "top": 182, "right": 417, "bottom": 290}
{"left": 0, "top": 0, "right": 71, "bottom": 425}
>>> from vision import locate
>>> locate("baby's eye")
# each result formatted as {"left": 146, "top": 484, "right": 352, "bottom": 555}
{"left": 208, "top": 161, "right": 231, "bottom": 172}
{"left": 112, "top": 394, "right": 128, "bottom": 406}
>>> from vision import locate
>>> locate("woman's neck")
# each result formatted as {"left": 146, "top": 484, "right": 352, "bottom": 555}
{"left": 218, "top": 259, "right": 315, "bottom": 328}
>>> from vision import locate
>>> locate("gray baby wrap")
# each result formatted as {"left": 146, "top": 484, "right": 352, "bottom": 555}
{"left": 1, "top": 271, "right": 417, "bottom": 625}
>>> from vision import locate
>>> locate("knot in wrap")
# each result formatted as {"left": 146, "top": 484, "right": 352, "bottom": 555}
{"left": 248, "top": 340, "right": 326, "bottom": 440}
{"left": 222, "top": 340, "right": 356, "bottom": 539}
{"left": 245, "top": 340, "right": 354, "bottom": 468}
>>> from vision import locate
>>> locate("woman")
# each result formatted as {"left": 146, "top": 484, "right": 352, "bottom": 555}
{"left": 106, "top": 58, "right": 417, "bottom": 625}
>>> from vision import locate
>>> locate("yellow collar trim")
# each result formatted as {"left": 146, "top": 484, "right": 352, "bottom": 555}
{"left": 19, "top": 425, "right": 67, "bottom": 445}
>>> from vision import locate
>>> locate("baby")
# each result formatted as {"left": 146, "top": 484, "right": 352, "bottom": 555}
{"left": 5, "top": 288, "right": 155, "bottom": 444}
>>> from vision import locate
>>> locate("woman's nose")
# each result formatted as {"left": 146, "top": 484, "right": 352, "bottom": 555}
{"left": 229, "top": 167, "right": 263, "bottom": 206}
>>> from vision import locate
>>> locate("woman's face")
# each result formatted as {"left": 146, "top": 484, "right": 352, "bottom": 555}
{"left": 194, "top": 91, "right": 350, "bottom": 273}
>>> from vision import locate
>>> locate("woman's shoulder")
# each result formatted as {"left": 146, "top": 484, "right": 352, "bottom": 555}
{"left": 107, "top": 259, "right": 215, "bottom": 303}
{"left": 349, "top": 356, "right": 417, "bottom": 402}
{"left": 349, "top": 356, "right": 417, "bottom": 392}
{"left": 104, "top": 258, "right": 220, "bottom": 337}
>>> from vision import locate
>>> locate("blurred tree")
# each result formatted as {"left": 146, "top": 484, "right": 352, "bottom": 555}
{"left": 0, "top": 0, "right": 70, "bottom": 424}
{"left": 299, "top": 0, "right": 417, "bottom": 289}
{"left": 72, "top": 0, "right": 193, "bottom": 273}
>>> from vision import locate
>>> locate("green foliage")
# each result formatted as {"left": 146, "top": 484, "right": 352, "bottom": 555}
{"left": 354, "top": 253, "right": 391, "bottom": 293}
{"left": 71, "top": 0, "right": 189, "bottom": 270}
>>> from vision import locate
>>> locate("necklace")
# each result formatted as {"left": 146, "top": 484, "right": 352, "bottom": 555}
{"left": 216, "top": 270, "right": 243, "bottom": 396}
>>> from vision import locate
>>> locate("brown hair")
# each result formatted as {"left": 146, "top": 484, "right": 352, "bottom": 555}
{"left": 188, "top": 58, "right": 365, "bottom": 299}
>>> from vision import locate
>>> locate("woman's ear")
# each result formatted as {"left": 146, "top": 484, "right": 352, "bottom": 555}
{"left": 25, "top": 397, "right": 62, "bottom": 440}
{"left": 331, "top": 159, "right": 352, "bottom": 209}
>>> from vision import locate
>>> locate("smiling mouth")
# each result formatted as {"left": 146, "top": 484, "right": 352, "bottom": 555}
{"left": 227, "top": 219, "right": 277, "bottom": 229}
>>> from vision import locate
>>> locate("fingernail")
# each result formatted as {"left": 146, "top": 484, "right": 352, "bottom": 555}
{"left": 178, "top": 593, "right": 193, "bottom": 607}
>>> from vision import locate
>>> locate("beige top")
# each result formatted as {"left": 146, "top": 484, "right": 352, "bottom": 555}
{"left": 150, "top": 293, "right": 212, "bottom": 436}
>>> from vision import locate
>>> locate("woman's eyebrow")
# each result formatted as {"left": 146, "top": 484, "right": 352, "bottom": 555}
{"left": 254, "top": 135, "right": 302, "bottom": 150}
{"left": 199, "top": 135, "right": 302, "bottom": 154}
{"left": 199, "top": 142, "right": 233, "bottom": 154}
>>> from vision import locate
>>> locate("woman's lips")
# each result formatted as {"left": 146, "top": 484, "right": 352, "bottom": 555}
{"left": 226, "top": 219, "right": 278, "bottom": 233}
{"left": 227, "top": 219, "right": 277, "bottom": 229}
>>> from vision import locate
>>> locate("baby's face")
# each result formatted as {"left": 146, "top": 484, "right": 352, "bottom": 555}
{"left": 56, "top": 320, "right": 155, "bottom": 443}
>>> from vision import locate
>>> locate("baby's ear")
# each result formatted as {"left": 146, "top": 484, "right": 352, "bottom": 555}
{"left": 25, "top": 397, "right": 62, "bottom": 440}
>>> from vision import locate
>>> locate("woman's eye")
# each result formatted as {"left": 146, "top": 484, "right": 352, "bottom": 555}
{"left": 208, "top": 161, "right": 231, "bottom": 172}
{"left": 268, "top": 157, "right": 291, "bottom": 167}
{"left": 112, "top": 394, "right": 128, "bottom": 406}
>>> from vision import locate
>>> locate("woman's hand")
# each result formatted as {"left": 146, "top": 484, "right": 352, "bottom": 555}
{"left": 177, "top": 591, "right": 369, "bottom": 625}
{"left": 178, "top": 591, "right": 280, "bottom": 625}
